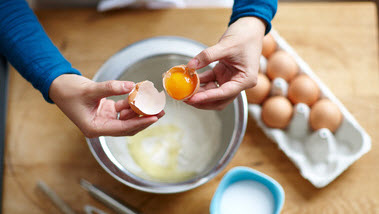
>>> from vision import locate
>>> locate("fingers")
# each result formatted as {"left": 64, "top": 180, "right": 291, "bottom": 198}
{"left": 198, "top": 70, "right": 216, "bottom": 83}
{"left": 95, "top": 116, "right": 159, "bottom": 137}
{"left": 155, "top": 110, "right": 165, "bottom": 119}
{"left": 91, "top": 80, "right": 135, "bottom": 99}
{"left": 187, "top": 44, "right": 228, "bottom": 70}
{"left": 196, "top": 81, "right": 219, "bottom": 93}
{"left": 190, "top": 96, "right": 236, "bottom": 111}
{"left": 202, "top": 81, "right": 219, "bottom": 90}
{"left": 126, "top": 111, "right": 165, "bottom": 136}
{"left": 85, "top": 107, "right": 165, "bottom": 137}
{"left": 97, "top": 98, "right": 117, "bottom": 119}
{"left": 116, "top": 98, "right": 165, "bottom": 120}
{"left": 186, "top": 81, "right": 241, "bottom": 105}
{"left": 115, "top": 99, "right": 130, "bottom": 112}
{"left": 119, "top": 108, "right": 138, "bottom": 120}
{"left": 118, "top": 109, "right": 165, "bottom": 121}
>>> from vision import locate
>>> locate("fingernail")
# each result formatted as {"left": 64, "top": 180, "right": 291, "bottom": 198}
{"left": 187, "top": 58, "right": 199, "bottom": 69}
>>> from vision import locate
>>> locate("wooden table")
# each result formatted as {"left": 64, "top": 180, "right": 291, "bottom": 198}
{"left": 3, "top": 2, "right": 379, "bottom": 214}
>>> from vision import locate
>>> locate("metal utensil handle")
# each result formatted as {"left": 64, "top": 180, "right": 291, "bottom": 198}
{"left": 37, "top": 181, "right": 78, "bottom": 214}
{"left": 80, "top": 179, "right": 140, "bottom": 214}
{"left": 84, "top": 205, "right": 108, "bottom": 214}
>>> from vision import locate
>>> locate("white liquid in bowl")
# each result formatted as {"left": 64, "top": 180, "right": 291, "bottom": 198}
{"left": 106, "top": 99, "right": 223, "bottom": 182}
{"left": 220, "top": 180, "right": 274, "bottom": 214}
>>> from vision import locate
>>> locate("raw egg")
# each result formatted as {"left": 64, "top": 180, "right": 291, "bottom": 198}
{"left": 246, "top": 73, "right": 271, "bottom": 104}
{"left": 266, "top": 50, "right": 298, "bottom": 82}
{"left": 309, "top": 99, "right": 342, "bottom": 132}
{"left": 288, "top": 74, "right": 320, "bottom": 106}
{"left": 261, "top": 96, "right": 293, "bottom": 129}
{"left": 128, "top": 80, "right": 166, "bottom": 116}
{"left": 262, "top": 33, "right": 277, "bottom": 59}
{"left": 163, "top": 65, "right": 199, "bottom": 100}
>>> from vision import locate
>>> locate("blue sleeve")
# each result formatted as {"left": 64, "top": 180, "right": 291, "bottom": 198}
{"left": 230, "top": 0, "right": 278, "bottom": 35}
{"left": 0, "top": 0, "right": 81, "bottom": 103}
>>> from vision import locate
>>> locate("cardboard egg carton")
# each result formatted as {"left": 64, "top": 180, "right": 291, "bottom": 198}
{"left": 249, "top": 29, "right": 371, "bottom": 188}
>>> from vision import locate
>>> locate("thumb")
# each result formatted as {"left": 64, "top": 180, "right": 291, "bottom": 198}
{"left": 187, "top": 43, "right": 227, "bottom": 70}
{"left": 92, "top": 80, "right": 135, "bottom": 98}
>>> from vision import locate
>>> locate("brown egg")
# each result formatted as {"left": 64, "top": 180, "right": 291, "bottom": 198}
{"left": 262, "top": 33, "right": 277, "bottom": 59}
{"left": 246, "top": 73, "right": 271, "bottom": 104}
{"left": 261, "top": 96, "right": 293, "bottom": 129}
{"left": 288, "top": 74, "right": 320, "bottom": 106}
{"left": 310, "top": 99, "right": 343, "bottom": 132}
{"left": 266, "top": 50, "right": 299, "bottom": 82}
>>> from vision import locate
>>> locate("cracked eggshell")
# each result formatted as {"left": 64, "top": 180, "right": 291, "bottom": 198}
{"left": 128, "top": 81, "right": 166, "bottom": 116}
{"left": 162, "top": 65, "right": 200, "bottom": 101}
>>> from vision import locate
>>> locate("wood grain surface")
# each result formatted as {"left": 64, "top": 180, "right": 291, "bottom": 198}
{"left": 3, "top": 2, "right": 379, "bottom": 214}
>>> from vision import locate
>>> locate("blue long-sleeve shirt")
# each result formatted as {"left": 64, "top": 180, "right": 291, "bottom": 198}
{"left": 0, "top": 0, "right": 81, "bottom": 103}
{"left": 0, "top": 0, "right": 277, "bottom": 103}
{"left": 230, "top": 0, "right": 277, "bottom": 34}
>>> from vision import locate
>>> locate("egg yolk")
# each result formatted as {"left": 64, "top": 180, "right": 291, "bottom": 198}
{"left": 165, "top": 71, "right": 197, "bottom": 100}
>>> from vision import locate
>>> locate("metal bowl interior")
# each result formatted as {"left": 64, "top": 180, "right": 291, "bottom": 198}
{"left": 87, "top": 37, "right": 247, "bottom": 193}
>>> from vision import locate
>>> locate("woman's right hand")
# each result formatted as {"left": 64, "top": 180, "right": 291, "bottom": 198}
{"left": 49, "top": 74, "right": 164, "bottom": 138}
{"left": 186, "top": 17, "right": 266, "bottom": 110}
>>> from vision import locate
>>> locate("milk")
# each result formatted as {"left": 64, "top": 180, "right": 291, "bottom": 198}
{"left": 220, "top": 180, "right": 274, "bottom": 214}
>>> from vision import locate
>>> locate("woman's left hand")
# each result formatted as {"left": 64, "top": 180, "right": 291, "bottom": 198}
{"left": 49, "top": 74, "right": 164, "bottom": 138}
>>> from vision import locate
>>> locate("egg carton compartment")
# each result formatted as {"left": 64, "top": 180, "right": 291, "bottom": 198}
{"left": 248, "top": 29, "right": 371, "bottom": 188}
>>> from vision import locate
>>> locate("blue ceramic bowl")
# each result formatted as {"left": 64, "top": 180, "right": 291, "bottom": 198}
{"left": 210, "top": 166, "right": 285, "bottom": 214}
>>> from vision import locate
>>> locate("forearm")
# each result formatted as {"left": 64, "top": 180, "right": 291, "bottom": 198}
{"left": 0, "top": 0, "right": 81, "bottom": 103}
{"left": 230, "top": 0, "right": 278, "bottom": 34}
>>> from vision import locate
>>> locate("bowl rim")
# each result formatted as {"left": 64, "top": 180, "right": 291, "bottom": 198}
{"left": 86, "top": 36, "right": 248, "bottom": 193}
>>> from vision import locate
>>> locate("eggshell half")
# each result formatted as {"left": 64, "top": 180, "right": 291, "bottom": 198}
{"left": 162, "top": 65, "right": 200, "bottom": 101}
{"left": 128, "top": 81, "right": 166, "bottom": 116}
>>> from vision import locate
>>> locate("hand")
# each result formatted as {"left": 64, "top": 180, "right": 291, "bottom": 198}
{"left": 49, "top": 74, "right": 164, "bottom": 138}
{"left": 186, "top": 17, "right": 266, "bottom": 110}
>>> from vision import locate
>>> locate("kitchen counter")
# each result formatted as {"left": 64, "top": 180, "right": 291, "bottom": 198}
{"left": 3, "top": 2, "right": 379, "bottom": 213}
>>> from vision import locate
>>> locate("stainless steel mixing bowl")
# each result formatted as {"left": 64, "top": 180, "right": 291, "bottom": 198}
{"left": 86, "top": 37, "right": 247, "bottom": 193}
